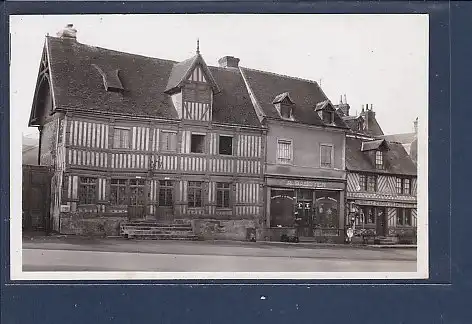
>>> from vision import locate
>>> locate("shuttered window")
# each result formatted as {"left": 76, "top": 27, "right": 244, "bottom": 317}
{"left": 277, "top": 139, "right": 292, "bottom": 164}
{"left": 320, "top": 144, "right": 333, "bottom": 168}
{"left": 159, "top": 131, "right": 177, "bottom": 152}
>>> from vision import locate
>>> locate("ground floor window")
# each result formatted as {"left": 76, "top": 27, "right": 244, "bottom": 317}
{"left": 313, "top": 190, "right": 339, "bottom": 229}
{"left": 188, "top": 181, "right": 203, "bottom": 208}
{"left": 78, "top": 177, "right": 97, "bottom": 204}
{"left": 216, "top": 182, "right": 231, "bottom": 208}
{"left": 397, "top": 208, "right": 412, "bottom": 226}
{"left": 360, "top": 206, "right": 376, "bottom": 224}
{"left": 110, "top": 179, "right": 127, "bottom": 205}
{"left": 159, "top": 180, "right": 174, "bottom": 207}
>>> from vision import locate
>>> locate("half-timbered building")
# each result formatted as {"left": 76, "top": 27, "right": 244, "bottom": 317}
{"left": 339, "top": 103, "right": 418, "bottom": 243}
{"left": 28, "top": 25, "right": 265, "bottom": 240}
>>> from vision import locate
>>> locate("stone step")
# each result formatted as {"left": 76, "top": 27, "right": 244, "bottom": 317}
{"left": 125, "top": 233, "right": 199, "bottom": 241}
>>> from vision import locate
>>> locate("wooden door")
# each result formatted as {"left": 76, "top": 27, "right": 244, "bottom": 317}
{"left": 376, "top": 207, "right": 387, "bottom": 236}
{"left": 296, "top": 189, "right": 313, "bottom": 237}
{"left": 128, "top": 179, "right": 146, "bottom": 220}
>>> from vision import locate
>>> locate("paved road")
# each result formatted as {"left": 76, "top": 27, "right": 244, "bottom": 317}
{"left": 23, "top": 238, "right": 417, "bottom": 272}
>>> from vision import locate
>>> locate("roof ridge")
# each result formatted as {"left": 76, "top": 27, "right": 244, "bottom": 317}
{"left": 241, "top": 66, "right": 321, "bottom": 86}
{"left": 46, "top": 35, "right": 178, "bottom": 64}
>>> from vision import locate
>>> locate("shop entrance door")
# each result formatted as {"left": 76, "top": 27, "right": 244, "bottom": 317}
{"left": 128, "top": 179, "right": 146, "bottom": 220}
{"left": 295, "top": 189, "right": 314, "bottom": 237}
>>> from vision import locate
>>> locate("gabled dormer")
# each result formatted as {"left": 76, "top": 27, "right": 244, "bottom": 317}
{"left": 315, "top": 100, "right": 336, "bottom": 125}
{"left": 361, "top": 139, "right": 389, "bottom": 170}
{"left": 165, "top": 42, "right": 220, "bottom": 122}
{"left": 272, "top": 92, "right": 295, "bottom": 120}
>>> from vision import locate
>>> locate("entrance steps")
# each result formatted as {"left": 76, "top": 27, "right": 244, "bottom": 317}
{"left": 374, "top": 236, "right": 397, "bottom": 245}
{"left": 120, "top": 221, "right": 199, "bottom": 241}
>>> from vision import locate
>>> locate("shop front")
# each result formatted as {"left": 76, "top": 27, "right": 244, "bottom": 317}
{"left": 265, "top": 177, "right": 346, "bottom": 243}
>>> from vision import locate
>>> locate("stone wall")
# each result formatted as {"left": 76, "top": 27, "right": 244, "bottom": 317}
{"left": 39, "top": 119, "right": 57, "bottom": 166}
{"left": 191, "top": 219, "right": 258, "bottom": 241}
{"left": 60, "top": 213, "right": 127, "bottom": 236}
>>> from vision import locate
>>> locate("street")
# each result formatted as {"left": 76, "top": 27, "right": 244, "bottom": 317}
{"left": 22, "top": 237, "right": 417, "bottom": 272}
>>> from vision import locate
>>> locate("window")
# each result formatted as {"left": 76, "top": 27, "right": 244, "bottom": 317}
{"left": 188, "top": 181, "right": 203, "bottom": 208}
{"left": 110, "top": 179, "right": 127, "bottom": 205}
{"left": 375, "top": 151, "right": 384, "bottom": 169}
{"left": 321, "top": 110, "right": 334, "bottom": 124}
{"left": 361, "top": 207, "right": 376, "bottom": 224}
{"left": 396, "top": 177, "right": 411, "bottom": 195}
{"left": 219, "top": 135, "right": 233, "bottom": 155}
{"left": 113, "top": 128, "right": 130, "bottom": 149}
{"left": 367, "top": 175, "right": 377, "bottom": 192}
{"left": 159, "top": 180, "right": 173, "bottom": 207}
{"left": 277, "top": 139, "right": 292, "bottom": 164}
{"left": 160, "top": 131, "right": 177, "bottom": 152}
{"left": 216, "top": 183, "right": 231, "bottom": 208}
{"left": 320, "top": 144, "right": 333, "bottom": 168}
{"left": 359, "top": 174, "right": 377, "bottom": 192}
{"left": 78, "top": 177, "right": 97, "bottom": 204}
{"left": 190, "top": 134, "right": 205, "bottom": 153}
{"left": 280, "top": 105, "right": 292, "bottom": 119}
{"left": 397, "top": 208, "right": 412, "bottom": 226}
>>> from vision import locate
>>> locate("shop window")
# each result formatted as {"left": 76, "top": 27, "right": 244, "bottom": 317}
{"left": 113, "top": 127, "right": 130, "bottom": 149}
{"left": 110, "top": 179, "right": 127, "bottom": 205}
{"left": 277, "top": 139, "right": 292, "bottom": 164}
{"left": 188, "top": 181, "right": 203, "bottom": 208}
{"left": 314, "top": 190, "right": 339, "bottom": 228}
{"left": 320, "top": 144, "right": 333, "bottom": 168}
{"left": 159, "top": 180, "right": 173, "bottom": 207}
{"left": 270, "top": 189, "right": 295, "bottom": 227}
{"left": 190, "top": 134, "right": 205, "bottom": 153}
{"left": 397, "top": 208, "right": 412, "bottom": 226}
{"left": 219, "top": 135, "right": 233, "bottom": 155}
{"left": 160, "top": 131, "right": 177, "bottom": 152}
{"left": 78, "top": 177, "right": 97, "bottom": 204}
{"left": 216, "top": 182, "right": 231, "bottom": 208}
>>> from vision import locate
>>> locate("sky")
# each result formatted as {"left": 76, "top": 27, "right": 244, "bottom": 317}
{"left": 10, "top": 14, "right": 428, "bottom": 138}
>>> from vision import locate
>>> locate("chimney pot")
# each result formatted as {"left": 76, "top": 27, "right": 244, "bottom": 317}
{"left": 218, "top": 56, "right": 240, "bottom": 69}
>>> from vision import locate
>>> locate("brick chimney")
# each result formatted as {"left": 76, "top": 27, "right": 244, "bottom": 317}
{"left": 56, "top": 24, "right": 77, "bottom": 40}
{"left": 360, "top": 104, "right": 375, "bottom": 131}
{"left": 336, "top": 94, "right": 350, "bottom": 116}
{"left": 414, "top": 117, "right": 418, "bottom": 134}
{"left": 218, "top": 56, "right": 240, "bottom": 69}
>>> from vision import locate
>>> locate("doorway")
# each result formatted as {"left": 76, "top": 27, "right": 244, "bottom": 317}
{"left": 376, "top": 207, "right": 387, "bottom": 236}
{"left": 295, "top": 189, "right": 314, "bottom": 237}
{"left": 128, "top": 179, "right": 146, "bottom": 220}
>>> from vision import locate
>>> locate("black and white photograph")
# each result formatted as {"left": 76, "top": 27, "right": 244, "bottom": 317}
{"left": 11, "top": 14, "right": 428, "bottom": 280}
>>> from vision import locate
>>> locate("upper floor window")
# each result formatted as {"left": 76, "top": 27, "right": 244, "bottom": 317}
{"left": 277, "top": 139, "right": 292, "bottom": 164}
{"left": 78, "top": 177, "right": 97, "bottom": 205}
{"left": 190, "top": 133, "right": 205, "bottom": 153}
{"left": 375, "top": 151, "right": 384, "bottom": 169}
{"left": 113, "top": 127, "right": 130, "bottom": 149}
{"left": 321, "top": 110, "right": 334, "bottom": 124}
{"left": 219, "top": 135, "right": 233, "bottom": 155}
{"left": 359, "top": 174, "right": 377, "bottom": 192}
{"left": 280, "top": 104, "right": 292, "bottom": 119}
{"left": 160, "top": 131, "right": 177, "bottom": 152}
{"left": 320, "top": 144, "right": 333, "bottom": 168}
{"left": 396, "top": 177, "right": 411, "bottom": 195}
{"left": 216, "top": 183, "right": 231, "bottom": 208}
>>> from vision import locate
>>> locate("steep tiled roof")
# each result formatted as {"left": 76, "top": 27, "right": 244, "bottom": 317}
{"left": 42, "top": 36, "right": 260, "bottom": 127}
{"left": 346, "top": 137, "right": 416, "bottom": 176}
{"left": 240, "top": 67, "right": 348, "bottom": 129}
{"left": 381, "top": 132, "right": 416, "bottom": 144}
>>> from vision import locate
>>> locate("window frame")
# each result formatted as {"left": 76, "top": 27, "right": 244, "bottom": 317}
{"left": 113, "top": 127, "right": 131, "bottom": 149}
{"left": 188, "top": 181, "right": 203, "bottom": 208}
{"left": 276, "top": 138, "right": 293, "bottom": 165}
{"left": 218, "top": 134, "right": 234, "bottom": 156}
{"left": 159, "top": 130, "right": 178, "bottom": 152}
{"left": 110, "top": 178, "right": 128, "bottom": 205}
{"left": 78, "top": 177, "right": 97, "bottom": 205}
{"left": 190, "top": 133, "right": 206, "bottom": 154}
{"left": 216, "top": 182, "right": 231, "bottom": 209}
{"left": 375, "top": 150, "right": 384, "bottom": 169}
{"left": 158, "top": 180, "right": 174, "bottom": 207}
{"left": 396, "top": 208, "right": 413, "bottom": 226}
{"left": 320, "top": 143, "right": 334, "bottom": 168}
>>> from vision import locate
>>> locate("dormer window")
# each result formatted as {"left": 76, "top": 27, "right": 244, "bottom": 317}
{"left": 375, "top": 151, "right": 384, "bottom": 169}
{"left": 315, "top": 100, "right": 336, "bottom": 125}
{"left": 272, "top": 92, "right": 295, "bottom": 120}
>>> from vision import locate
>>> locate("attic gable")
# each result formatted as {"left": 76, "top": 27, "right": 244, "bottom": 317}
{"left": 361, "top": 139, "right": 389, "bottom": 152}
{"left": 165, "top": 54, "right": 220, "bottom": 95}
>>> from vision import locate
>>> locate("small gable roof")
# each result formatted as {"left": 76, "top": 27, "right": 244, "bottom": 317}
{"left": 346, "top": 137, "right": 416, "bottom": 176}
{"left": 240, "top": 67, "right": 348, "bottom": 129}
{"left": 165, "top": 54, "right": 220, "bottom": 94}
{"left": 272, "top": 92, "right": 294, "bottom": 104}
{"left": 361, "top": 139, "right": 388, "bottom": 152}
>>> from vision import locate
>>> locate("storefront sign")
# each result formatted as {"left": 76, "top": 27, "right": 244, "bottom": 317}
{"left": 267, "top": 178, "right": 344, "bottom": 190}
{"left": 353, "top": 200, "right": 417, "bottom": 209}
